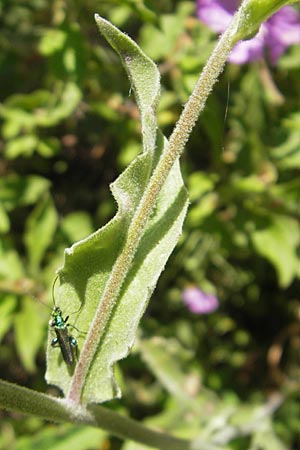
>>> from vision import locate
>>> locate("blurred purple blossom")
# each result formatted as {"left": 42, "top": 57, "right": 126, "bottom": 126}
{"left": 196, "top": 0, "right": 300, "bottom": 64}
{"left": 182, "top": 286, "right": 219, "bottom": 314}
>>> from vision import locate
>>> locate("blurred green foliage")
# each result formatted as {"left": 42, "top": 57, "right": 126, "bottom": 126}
{"left": 1, "top": 0, "right": 300, "bottom": 448}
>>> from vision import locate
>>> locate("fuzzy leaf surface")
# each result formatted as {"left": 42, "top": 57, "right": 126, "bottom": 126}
{"left": 46, "top": 16, "right": 188, "bottom": 404}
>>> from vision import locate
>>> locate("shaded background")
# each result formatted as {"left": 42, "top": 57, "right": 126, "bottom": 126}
{"left": 1, "top": 0, "right": 300, "bottom": 448}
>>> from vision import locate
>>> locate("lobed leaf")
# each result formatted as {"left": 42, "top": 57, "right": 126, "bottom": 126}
{"left": 46, "top": 16, "right": 188, "bottom": 404}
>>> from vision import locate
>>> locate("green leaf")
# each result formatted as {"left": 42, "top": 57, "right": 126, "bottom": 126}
{"left": 0, "top": 205, "right": 10, "bottom": 233}
{"left": 0, "top": 295, "right": 17, "bottom": 342}
{"left": 231, "top": 175, "right": 267, "bottom": 193}
{"left": 187, "top": 192, "right": 217, "bottom": 226}
{"left": 37, "top": 137, "right": 60, "bottom": 157}
{"left": 15, "top": 424, "right": 106, "bottom": 450}
{"left": 35, "top": 82, "right": 82, "bottom": 127}
{"left": 0, "top": 240, "right": 24, "bottom": 280}
{"left": 188, "top": 171, "right": 216, "bottom": 202}
{"left": 94, "top": 14, "right": 160, "bottom": 157}
{"left": 46, "top": 16, "right": 188, "bottom": 404}
{"left": 24, "top": 195, "right": 58, "bottom": 272}
{"left": 250, "top": 424, "right": 286, "bottom": 450}
{"left": 60, "top": 212, "right": 94, "bottom": 243}
{"left": 14, "top": 296, "right": 45, "bottom": 372}
{"left": 271, "top": 130, "right": 300, "bottom": 169}
{"left": 271, "top": 179, "right": 300, "bottom": 216}
{"left": 0, "top": 174, "right": 51, "bottom": 211}
{"left": 185, "top": 167, "right": 218, "bottom": 229}
{"left": 1, "top": 83, "right": 81, "bottom": 137}
{"left": 251, "top": 215, "right": 300, "bottom": 287}
{"left": 139, "top": 337, "right": 199, "bottom": 402}
{"left": 139, "top": 7, "right": 189, "bottom": 61}
{"left": 234, "top": 0, "right": 295, "bottom": 42}
{"left": 5, "top": 134, "right": 38, "bottom": 158}
{"left": 0, "top": 90, "right": 50, "bottom": 138}
{"left": 38, "top": 29, "right": 67, "bottom": 55}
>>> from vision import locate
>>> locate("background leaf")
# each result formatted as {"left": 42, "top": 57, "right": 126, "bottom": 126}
{"left": 0, "top": 295, "right": 17, "bottom": 343}
{"left": 0, "top": 175, "right": 50, "bottom": 211}
{"left": 24, "top": 195, "right": 58, "bottom": 273}
{"left": 14, "top": 296, "right": 45, "bottom": 372}
{"left": 251, "top": 215, "right": 300, "bottom": 287}
{"left": 139, "top": 337, "right": 199, "bottom": 402}
{"left": 14, "top": 424, "right": 105, "bottom": 450}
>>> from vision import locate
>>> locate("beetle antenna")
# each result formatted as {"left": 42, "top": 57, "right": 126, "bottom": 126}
{"left": 68, "top": 323, "right": 87, "bottom": 334}
{"left": 52, "top": 276, "right": 83, "bottom": 316}
{"left": 30, "top": 286, "right": 52, "bottom": 311}
{"left": 52, "top": 275, "right": 59, "bottom": 308}
{"left": 70, "top": 302, "right": 84, "bottom": 317}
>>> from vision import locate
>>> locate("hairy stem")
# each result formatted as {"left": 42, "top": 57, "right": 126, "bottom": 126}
{"left": 67, "top": 13, "right": 239, "bottom": 405}
{"left": 0, "top": 380, "right": 190, "bottom": 450}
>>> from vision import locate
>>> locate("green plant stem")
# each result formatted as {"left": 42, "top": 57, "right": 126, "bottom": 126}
{"left": 67, "top": 13, "right": 240, "bottom": 405}
{"left": 0, "top": 380, "right": 190, "bottom": 450}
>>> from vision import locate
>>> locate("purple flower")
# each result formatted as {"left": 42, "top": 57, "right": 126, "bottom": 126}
{"left": 182, "top": 286, "right": 219, "bottom": 314}
{"left": 197, "top": 0, "right": 300, "bottom": 64}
